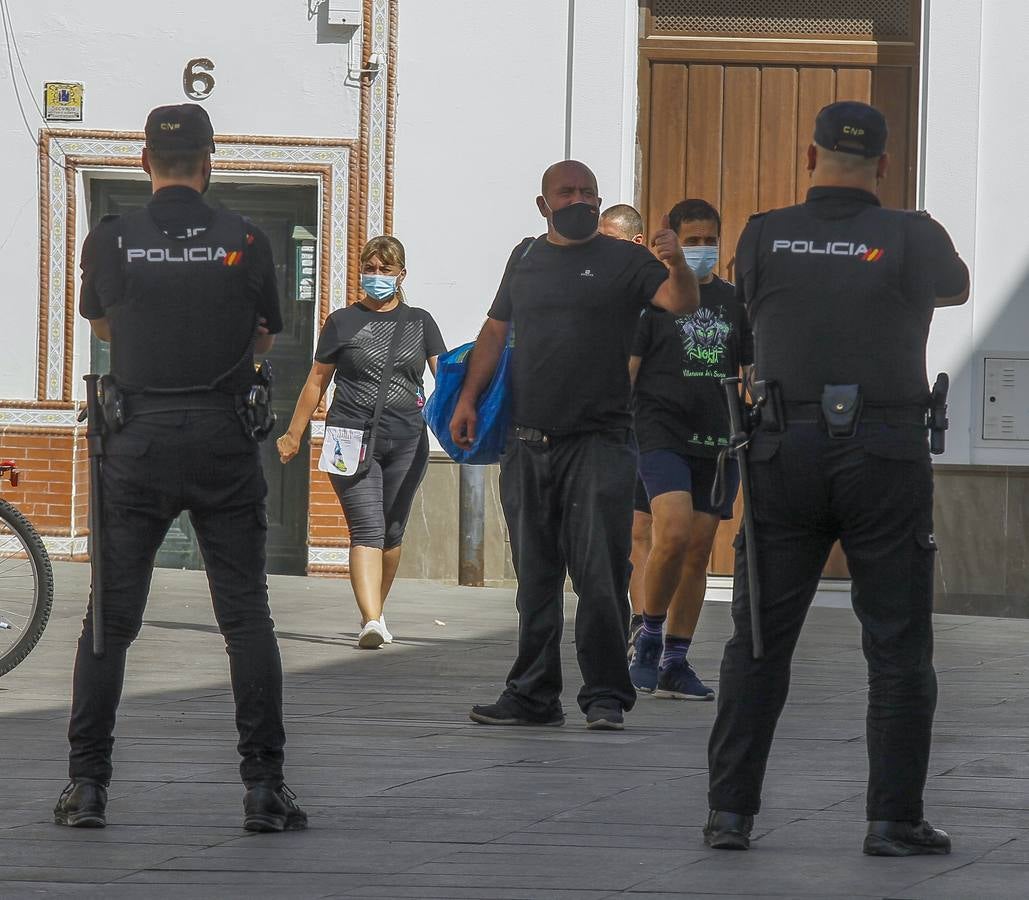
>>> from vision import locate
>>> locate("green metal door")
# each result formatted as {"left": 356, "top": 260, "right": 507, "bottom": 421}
{"left": 88, "top": 178, "right": 317, "bottom": 575}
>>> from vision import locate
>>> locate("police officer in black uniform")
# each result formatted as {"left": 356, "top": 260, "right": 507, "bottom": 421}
{"left": 54, "top": 104, "right": 306, "bottom": 833}
{"left": 704, "top": 102, "right": 969, "bottom": 856}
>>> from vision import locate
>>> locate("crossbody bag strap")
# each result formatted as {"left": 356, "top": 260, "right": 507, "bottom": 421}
{"left": 366, "top": 304, "right": 412, "bottom": 450}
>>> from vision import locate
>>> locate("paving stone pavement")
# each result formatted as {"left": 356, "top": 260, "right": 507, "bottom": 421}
{"left": 1, "top": 561, "right": 1028, "bottom": 899}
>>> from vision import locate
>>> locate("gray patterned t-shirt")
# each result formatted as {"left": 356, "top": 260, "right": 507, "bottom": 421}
{"left": 315, "top": 302, "right": 446, "bottom": 439}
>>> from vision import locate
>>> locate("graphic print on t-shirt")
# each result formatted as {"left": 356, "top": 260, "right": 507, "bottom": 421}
{"left": 632, "top": 277, "right": 750, "bottom": 459}
{"left": 315, "top": 303, "right": 447, "bottom": 440}
{"left": 345, "top": 319, "right": 427, "bottom": 412}
{"left": 679, "top": 306, "right": 731, "bottom": 373}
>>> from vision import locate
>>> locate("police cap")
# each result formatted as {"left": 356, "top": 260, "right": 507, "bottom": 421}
{"left": 144, "top": 104, "right": 216, "bottom": 152}
{"left": 813, "top": 101, "right": 887, "bottom": 157}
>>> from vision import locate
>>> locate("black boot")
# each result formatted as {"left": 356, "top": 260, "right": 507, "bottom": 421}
{"left": 243, "top": 783, "right": 308, "bottom": 833}
{"left": 54, "top": 780, "right": 108, "bottom": 828}
{"left": 703, "top": 810, "right": 753, "bottom": 850}
{"left": 864, "top": 819, "right": 951, "bottom": 856}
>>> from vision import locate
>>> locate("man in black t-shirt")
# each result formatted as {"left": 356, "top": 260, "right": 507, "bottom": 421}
{"left": 705, "top": 102, "right": 969, "bottom": 857}
{"left": 57, "top": 104, "right": 306, "bottom": 834}
{"left": 451, "top": 161, "right": 698, "bottom": 730}
{"left": 628, "top": 200, "right": 751, "bottom": 703}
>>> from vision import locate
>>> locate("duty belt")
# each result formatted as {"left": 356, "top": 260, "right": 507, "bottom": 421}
{"left": 780, "top": 402, "right": 927, "bottom": 428}
{"left": 125, "top": 391, "right": 239, "bottom": 417}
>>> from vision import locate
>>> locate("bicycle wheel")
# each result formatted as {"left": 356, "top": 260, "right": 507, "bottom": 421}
{"left": 0, "top": 498, "right": 55, "bottom": 676}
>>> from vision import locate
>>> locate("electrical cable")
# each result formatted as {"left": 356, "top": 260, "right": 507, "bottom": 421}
{"left": 0, "top": 0, "right": 67, "bottom": 169}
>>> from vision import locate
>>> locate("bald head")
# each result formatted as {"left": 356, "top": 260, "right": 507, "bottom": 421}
{"left": 541, "top": 160, "right": 598, "bottom": 199}
{"left": 536, "top": 159, "right": 602, "bottom": 245}
{"left": 600, "top": 204, "right": 644, "bottom": 242}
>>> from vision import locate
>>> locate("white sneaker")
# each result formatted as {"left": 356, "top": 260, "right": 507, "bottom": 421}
{"left": 357, "top": 619, "right": 386, "bottom": 649}
{"left": 379, "top": 615, "right": 393, "bottom": 644}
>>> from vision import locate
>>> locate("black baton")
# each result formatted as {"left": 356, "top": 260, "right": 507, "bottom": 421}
{"left": 722, "top": 376, "right": 764, "bottom": 660}
{"left": 82, "top": 374, "right": 106, "bottom": 658}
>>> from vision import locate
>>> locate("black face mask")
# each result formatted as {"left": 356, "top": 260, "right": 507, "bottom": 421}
{"left": 550, "top": 202, "right": 599, "bottom": 241}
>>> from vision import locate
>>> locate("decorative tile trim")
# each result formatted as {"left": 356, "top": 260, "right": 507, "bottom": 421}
{"left": 0, "top": 407, "right": 81, "bottom": 427}
{"left": 366, "top": 0, "right": 391, "bottom": 239}
{"left": 349, "top": 0, "right": 396, "bottom": 297}
{"left": 37, "top": 132, "right": 358, "bottom": 402}
{"left": 308, "top": 545, "right": 351, "bottom": 567}
{"left": 43, "top": 535, "right": 88, "bottom": 558}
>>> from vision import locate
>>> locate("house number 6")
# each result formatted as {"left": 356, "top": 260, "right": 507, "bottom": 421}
{"left": 183, "top": 58, "right": 215, "bottom": 100}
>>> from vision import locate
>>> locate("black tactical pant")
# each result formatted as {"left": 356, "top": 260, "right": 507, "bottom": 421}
{"left": 708, "top": 424, "right": 938, "bottom": 822}
{"left": 68, "top": 410, "right": 286, "bottom": 788}
{"left": 498, "top": 429, "right": 638, "bottom": 716}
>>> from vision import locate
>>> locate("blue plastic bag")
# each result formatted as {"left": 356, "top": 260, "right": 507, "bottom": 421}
{"left": 423, "top": 332, "right": 513, "bottom": 465}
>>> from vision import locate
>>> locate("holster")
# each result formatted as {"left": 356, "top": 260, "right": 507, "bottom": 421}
{"left": 98, "top": 374, "right": 126, "bottom": 434}
{"left": 238, "top": 360, "right": 276, "bottom": 441}
{"left": 821, "top": 384, "right": 863, "bottom": 438}
{"left": 928, "top": 373, "right": 949, "bottom": 455}
{"left": 750, "top": 379, "right": 785, "bottom": 432}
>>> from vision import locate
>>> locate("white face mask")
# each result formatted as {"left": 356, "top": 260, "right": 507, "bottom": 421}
{"left": 682, "top": 244, "right": 719, "bottom": 279}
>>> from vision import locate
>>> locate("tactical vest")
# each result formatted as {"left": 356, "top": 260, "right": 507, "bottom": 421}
{"left": 107, "top": 207, "right": 258, "bottom": 393}
{"left": 748, "top": 202, "right": 932, "bottom": 406}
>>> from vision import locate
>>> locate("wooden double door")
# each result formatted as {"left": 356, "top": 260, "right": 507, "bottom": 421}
{"left": 637, "top": 1, "right": 921, "bottom": 575}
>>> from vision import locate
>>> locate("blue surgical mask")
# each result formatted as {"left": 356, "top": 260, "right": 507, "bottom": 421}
{"left": 682, "top": 245, "right": 719, "bottom": 279}
{"left": 360, "top": 274, "right": 399, "bottom": 301}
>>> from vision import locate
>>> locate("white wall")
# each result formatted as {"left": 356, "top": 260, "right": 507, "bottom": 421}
{"left": 0, "top": 0, "right": 361, "bottom": 400}
{"left": 923, "top": 0, "right": 1029, "bottom": 465}
{"left": 392, "top": 0, "right": 638, "bottom": 359}
{"left": 968, "top": 0, "right": 1029, "bottom": 463}
{"left": 921, "top": 0, "right": 982, "bottom": 465}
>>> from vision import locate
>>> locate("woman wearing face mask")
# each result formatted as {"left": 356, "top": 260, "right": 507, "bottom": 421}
{"left": 277, "top": 236, "right": 446, "bottom": 648}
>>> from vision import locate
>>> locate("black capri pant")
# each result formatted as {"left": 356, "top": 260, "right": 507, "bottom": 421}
{"left": 330, "top": 429, "right": 430, "bottom": 550}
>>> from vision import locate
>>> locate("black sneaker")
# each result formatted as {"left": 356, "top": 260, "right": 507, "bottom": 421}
{"left": 703, "top": 810, "right": 753, "bottom": 850}
{"left": 54, "top": 780, "right": 107, "bottom": 828}
{"left": 585, "top": 704, "right": 624, "bottom": 731}
{"left": 863, "top": 819, "right": 951, "bottom": 856}
{"left": 243, "top": 783, "right": 308, "bottom": 833}
{"left": 654, "top": 659, "right": 715, "bottom": 701}
{"left": 628, "top": 629, "right": 662, "bottom": 693}
{"left": 469, "top": 697, "right": 565, "bottom": 727}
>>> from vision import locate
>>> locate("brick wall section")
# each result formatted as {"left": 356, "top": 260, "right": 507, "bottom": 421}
{"left": 2, "top": 427, "right": 351, "bottom": 570}
{"left": 72, "top": 433, "right": 89, "bottom": 535}
{"left": 0, "top": 428, "right": 77, "bottom": 536}
{"left": 308, "top": 437, "right": 349, "bottom": 547}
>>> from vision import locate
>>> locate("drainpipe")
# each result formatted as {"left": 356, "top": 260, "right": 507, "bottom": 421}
{"left": 458, "top": 464, "right": 485, "bottom": 586}
{"left": 564, "top": 0, "right": 575, "bottom": 159}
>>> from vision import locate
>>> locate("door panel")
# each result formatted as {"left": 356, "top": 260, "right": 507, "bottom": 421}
{"left": 646, "top": 64, "right": 689, "bottom": 237}
{"left": 685, "top": 65, "right": 723, "bottom": 208}
{"left": 720, "top": 66, "right": 760, "bottom": 284}
{"left": 87, "top": 179, "right": 318, "bottom": 575}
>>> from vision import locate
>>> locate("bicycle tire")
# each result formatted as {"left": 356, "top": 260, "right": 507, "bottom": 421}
{"left": 0, "top": 498, "right": 55, "bottom": 676}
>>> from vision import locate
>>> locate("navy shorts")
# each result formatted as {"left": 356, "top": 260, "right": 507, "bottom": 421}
{"left": 637, "top": 449, "right": 739, "bottom": 520}
{"left": 633, "top": 475, "right": 652, "bottom": 515}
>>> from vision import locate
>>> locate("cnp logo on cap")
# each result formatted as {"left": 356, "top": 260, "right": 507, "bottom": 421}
{"left": 813, "top": 101, "right": 887, "bottom": 158}
{"left": 144, "top": 103, "right": 216, "bottom": 152}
